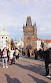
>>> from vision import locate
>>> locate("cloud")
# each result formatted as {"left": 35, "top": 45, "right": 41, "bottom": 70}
{"left": 0, "top": 0, "right": 51, "bottom": 39}
{"left": 39, "top": 28, "right": 46, "bottom": 31}
{"left": 14, "top": 0, "right": 51, "bottom": 6}
{"left": 0, "top": 0, "right": 51, "bottom": 8}
{"left": 0, "top": 0, "right": 10, "bottom": 6}
{"left": 0, "top": 0, "right": 30, "bottom": 6}
{"left": 0, "top": 14, "right": 17, "bottom": 28}
{"left": 38, "top": 27, "right": 51, "bottom": 35}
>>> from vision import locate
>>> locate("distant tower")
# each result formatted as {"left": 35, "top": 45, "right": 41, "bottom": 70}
{"left": 23, "top": 16, "right": 37, "bottom": 49}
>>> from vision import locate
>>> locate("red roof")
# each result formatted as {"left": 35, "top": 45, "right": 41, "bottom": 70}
{"left": 37, "top": 38, "right": 51, "bottom": 43}
{"left": 43, "top": 40, "right": 51, "bottom": 43}
{"left": 37, "top": 38, "right": 41, "bottom": 40}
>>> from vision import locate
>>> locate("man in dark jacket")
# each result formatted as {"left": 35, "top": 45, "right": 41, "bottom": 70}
{"left": 0, "top": 49, "right": 2, "bottom": 58}
{"left": 44, "top": 47, "right": 51, "bottom": 78}
{"left": 38, "top": 48, "right": 43, "bottom": 60}
{"left": 49, "top": 48, "right": 51, "bottom": 63}
{"left": 27, "top": 49, "right": 30, "bottom": 57}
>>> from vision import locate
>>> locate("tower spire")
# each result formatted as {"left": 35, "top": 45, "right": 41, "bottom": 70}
{"left": 26, "top": 16, "right": 32, "bottom": 27}
{"left": 34, "top": 22, "right": 36, "bottom": 26}
{"left": 2, "top": 26, "right": 6, "bottom": 31}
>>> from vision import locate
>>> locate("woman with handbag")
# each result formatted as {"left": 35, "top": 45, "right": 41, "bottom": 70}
{"left": 2, "top": 48, "right": 8, "bottom": 68}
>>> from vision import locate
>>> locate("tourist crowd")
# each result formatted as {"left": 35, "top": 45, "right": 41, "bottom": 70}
{"left": 22, "top": 46, "right": 51, "bottom": 78}
{"left": 0, "top": 46, "right": 51, "bottom": 78}
{"left": 0, "top": 48, "right": 19, "bottom": 68}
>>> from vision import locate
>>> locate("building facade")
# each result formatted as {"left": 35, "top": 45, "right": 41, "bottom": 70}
{"left": 37, "top": 38, "right": 41, "bottom": 50}
{"left": 37, "top": 38, "right": 51, "bottom": 50}
{"left": 23, "top": 17, "right": 37, "bottom": 50}
{"left": 14, "top": 39, "right": 24, "bottom": 49}
{"left": 0, "top": 28, "right": 11, "bottom": 50}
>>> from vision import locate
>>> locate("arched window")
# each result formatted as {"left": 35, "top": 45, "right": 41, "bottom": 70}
{"left": 6, "top": 37, "right": 7, "bottom": 39}
{"left": 2, "top": 37, "right": 3, "bottom": 38}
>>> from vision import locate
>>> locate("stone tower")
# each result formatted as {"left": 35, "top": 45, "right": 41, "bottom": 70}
{"left": 23, "top": 16, "right": 37, "bottom": 50}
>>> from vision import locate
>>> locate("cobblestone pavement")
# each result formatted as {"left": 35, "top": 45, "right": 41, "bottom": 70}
{"left": 0, "top": 57, "right": 51, "bottom": 83}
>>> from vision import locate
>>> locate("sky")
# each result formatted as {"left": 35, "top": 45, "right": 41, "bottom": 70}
{"left": 0, "top": 0, "right": 51, "bottom": 40}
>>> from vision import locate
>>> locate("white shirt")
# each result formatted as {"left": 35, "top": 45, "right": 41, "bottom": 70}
{"left": 9, "top": 50, "right": 14, "bottom": 59}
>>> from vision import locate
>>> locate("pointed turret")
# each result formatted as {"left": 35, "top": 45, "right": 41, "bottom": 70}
{"left": 26, "top": 16, "right": 32, "bottom": 27}
{"left": 34, "top": 22, "right": 37, "bottom": 40}
{"left": 34, "top": 22, "right": 37, "bottom": 34}
{"left": 2, "top": 26, "right": 6, "bottom": 31}
{"left": 34, "top": 22, "right": 36, "bottom": 26}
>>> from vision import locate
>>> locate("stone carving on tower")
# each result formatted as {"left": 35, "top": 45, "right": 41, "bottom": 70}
{"left": 23, "top": 16, "right": 37, "bottom": 49}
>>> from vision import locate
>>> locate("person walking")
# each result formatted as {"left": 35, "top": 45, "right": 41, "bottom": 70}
{"left": 9, "top": 48, "right": 14, "bottom": 64}
{"left": 0, "top": 49, "right": 2, "bottom": 58}
{"left": 27, "top": 49, "right": 30, "bottom": 57}
{"left": 38, "top": 48, "right": 43, "bottom": 60}
{"left": 15, "top": 48, "right": 19, "bottom": 62}
{"left": 13, "top": 50, "right": 16, "bottom": 64}
{"left": 34, "top": 48, "right": 38, "bottom": 59}
{"left": 44, "top": 47, "right": 51, "bottom": 78}
{"left": 2, "top": 48, "right": 8, "bottom": 68}
{"left": 7, "top": 48, "right": 10, "bottom": 62}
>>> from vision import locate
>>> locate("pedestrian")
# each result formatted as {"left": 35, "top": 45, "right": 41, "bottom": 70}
{"left": 2, "top": 48, "right": 8, "bottom": 68}
{"left": 7, "top": 48, "right": 10, "bottom": 62}
{"left": 9, "top": 48, "right": 14, "bottom": 64}
{"left": 49, "top": 48, "right": 51, "bottom": 63}
{"left": 34, "top": 48, "right": 38, "bottom": 59}
{"left": 15, "top": 48, "right": 19, "bottom": 62}
{"left": 13, "top": 51, "right": 16, "bottom": 64}
{"left": 30, "top": 50, "right": 32, "bottom": 57}
{"left": 38, "top": 48, "right": 43, "bottom": 60}
{"left": 0, "top": 49, "right": 2, "bottom": 58}
{"left": 44, "top": 46, "right": 51, "bottom": 78}
{"left": 27, "top": 49, "right": 30, "bottom": 57}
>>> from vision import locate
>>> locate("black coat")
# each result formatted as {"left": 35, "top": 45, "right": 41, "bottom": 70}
{"left": 27, "top": 50, "right": 30, "bottom": 57}
{"left": 44, "top": 49, "right": 50, "bottom": 64}
{"left": 38, "top": 49, "right": 43, "bottom": 57}
{"left": 0, "top": 51, "right": 3, "bottom": 58}
{"left": 49, "top": 48, "right": 51, "bottom": 63}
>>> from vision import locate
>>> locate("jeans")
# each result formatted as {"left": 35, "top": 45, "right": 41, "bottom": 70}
{"left": 2, "top": 58, "right": 7, "bottom": 67}
{"left": 13, "top": 56, "right": 15, "bottom": 63}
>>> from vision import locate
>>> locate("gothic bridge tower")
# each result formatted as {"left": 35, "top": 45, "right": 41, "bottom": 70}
{"left": 23, "top": 17, "right": 37, "bottom": 50}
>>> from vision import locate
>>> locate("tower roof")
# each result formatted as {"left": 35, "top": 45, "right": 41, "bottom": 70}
{"left": 0, "top": 27, "right": 10, "bottom": 36}
{"left": 34, "top": 22, "right": 36, "bottom": 26}
{"left": 26, "top": 16, "right": 32, "bottom": 27}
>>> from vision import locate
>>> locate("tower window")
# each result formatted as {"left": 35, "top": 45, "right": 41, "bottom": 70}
{"left": 28, "top": 37, "right": 30, "bottom": 39}
{"left": 29, "top": 20, "right": 30, "bottom": 21}
{"left": 2, "top": 37, "right": 3, "bottom": 38}
{"left": 6, "top": 37, "right": 7, "bottom": 39}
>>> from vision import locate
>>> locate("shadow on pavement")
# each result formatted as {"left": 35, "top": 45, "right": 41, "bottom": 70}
{"left": 15, "top": 63, "right": 46, "bottom": 76}
{"left": 28, "top": 74, "right": 48, "bottom": 83}
{"left": 23, "top": 56, "right": 35, "bottom": 60}
{"left": 5, "top": 74, "right": 21, "bottom": 83}
{"left": 24, "top": 57, "right": 44, "bottom": 61}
